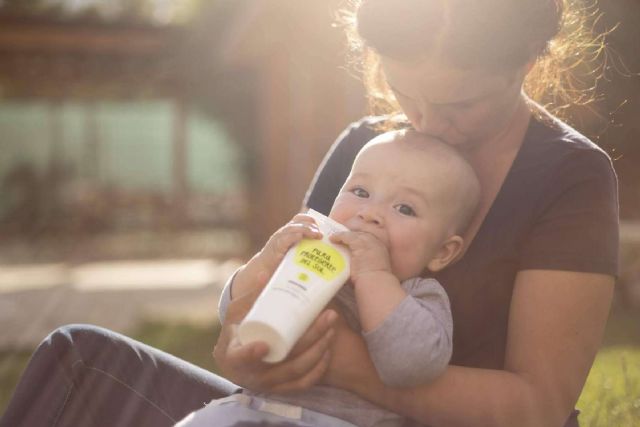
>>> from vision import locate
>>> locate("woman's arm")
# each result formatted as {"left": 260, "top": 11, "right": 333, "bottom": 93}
{"left": 325, "top": 270, "right": 614, "bottom": 427}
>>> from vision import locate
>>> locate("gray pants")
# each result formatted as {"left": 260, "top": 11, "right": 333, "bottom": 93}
{"left": 175, "top": 393, "right": 357, "bottom": 427}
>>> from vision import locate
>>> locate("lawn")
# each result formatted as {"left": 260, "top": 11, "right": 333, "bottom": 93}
{"left": 577, "top": 346, "right": 640, "bottom": 426}
{"left": 1, "top": 308, "right": 639, "bottom": 425}
{"left": 576, "top": 308, "right": 640, "bottom": 426}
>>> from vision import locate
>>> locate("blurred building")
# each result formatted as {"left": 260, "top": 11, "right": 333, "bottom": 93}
{"left": 0, "top": 10, "right": 246, "bottom": 251}
{"left": 0, "top": 1, "right": 367, "bottom": 259}
{"left": 212, "top": 0, "right": 366, "bottom": 245}
{"left": 1, "top": 0, "right": 637, "bottom": 260}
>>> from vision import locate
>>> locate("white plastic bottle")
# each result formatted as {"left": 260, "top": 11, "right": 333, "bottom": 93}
{"left": 237, "top": 209, "right": 350, "bottom": 363}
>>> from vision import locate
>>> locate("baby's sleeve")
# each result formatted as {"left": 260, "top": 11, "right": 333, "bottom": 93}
{"left": 363, "top": 277, "right": 453, "bottom": 387}
{"left": 217, "top": 270, "right": 237, "bottom": 324}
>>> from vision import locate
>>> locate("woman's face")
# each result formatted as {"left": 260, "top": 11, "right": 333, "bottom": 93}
{"left": 381, "top": 56, "right": 526, "bottom": 147}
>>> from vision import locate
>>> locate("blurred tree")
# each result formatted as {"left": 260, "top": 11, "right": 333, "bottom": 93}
{"left": 0, "top": 0, "right": 61, "bottom": 16}
{"left": 119, "top": 0, "right": 155, "bottom": 23}
{"left": 0, "top": 0, "right": 45, "bottom": 11}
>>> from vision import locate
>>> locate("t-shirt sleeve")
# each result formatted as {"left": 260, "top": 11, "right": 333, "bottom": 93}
{"left": 304, "top": 119, "right": 378, "bottom": 215}
{"left": 362, "top": 277, "right": 453, "bottom": 387}
{"left": 520, "top": 149, "right": 619, "bottom": 275}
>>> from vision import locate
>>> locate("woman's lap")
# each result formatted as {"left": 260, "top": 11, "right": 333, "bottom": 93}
{"left": 0, "top": 324, "right": 239, "bottom": 427}
{"left": 1, "top": 324, "right": 583, "bottom": 427}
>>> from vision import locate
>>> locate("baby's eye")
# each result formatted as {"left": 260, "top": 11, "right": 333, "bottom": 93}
{"left": 395, "top": 204, "right": 416, "bottom": 216}
{"left": 351, "top": 187, "right": 369, "bottom": 198}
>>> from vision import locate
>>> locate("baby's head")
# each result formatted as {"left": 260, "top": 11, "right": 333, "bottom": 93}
{"left": 329, "top": 129, "right": 480, "bottom": 281}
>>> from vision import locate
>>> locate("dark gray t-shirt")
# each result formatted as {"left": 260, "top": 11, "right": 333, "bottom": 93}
{"left": 305, "top": 115, "right": 619, "bottom": 369}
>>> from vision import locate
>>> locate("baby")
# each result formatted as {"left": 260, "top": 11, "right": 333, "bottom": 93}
{"left": 176, "top": 129, "right": 480, "bottom": 427}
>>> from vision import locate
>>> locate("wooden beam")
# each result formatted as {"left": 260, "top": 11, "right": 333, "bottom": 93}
{"left": 0, "top": 16, "right": 182, "bottom": 56}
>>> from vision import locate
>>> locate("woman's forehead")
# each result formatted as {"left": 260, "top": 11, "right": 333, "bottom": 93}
{"left": 381, "top": 56, "right": 510, "bottom": 104}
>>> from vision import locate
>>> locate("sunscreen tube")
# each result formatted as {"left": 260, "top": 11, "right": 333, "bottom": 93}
{"left": 237, "top": 209, "right": 350, "bottom": 363}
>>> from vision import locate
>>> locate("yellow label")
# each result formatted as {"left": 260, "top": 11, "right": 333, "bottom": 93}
{"left": 294, "top": 240, "right": 345, "bottom": 281}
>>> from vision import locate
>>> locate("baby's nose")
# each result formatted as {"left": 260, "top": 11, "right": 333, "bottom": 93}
{"left": 357, "top": 208, "right": 383, "bottom": 226}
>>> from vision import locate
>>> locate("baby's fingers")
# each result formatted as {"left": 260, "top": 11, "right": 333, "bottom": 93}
{"left": 291, "top": 213, "right": 320, "bottom": 226}
{"left": 272, "top": 223, "right": 322, "bottom": 253}
{"left": 330, "top": 230, "right": 375, "bottom": 249}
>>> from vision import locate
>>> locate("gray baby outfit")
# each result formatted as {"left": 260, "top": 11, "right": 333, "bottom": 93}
{"left": 176, "top": 276, "right": 452, "bottom": 427}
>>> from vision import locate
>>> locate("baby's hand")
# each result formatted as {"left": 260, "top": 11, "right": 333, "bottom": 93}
{"left": 329, "top": 231, "right": 392, "bottom": 285}
{"left": 233, "top": 214, "right": 323, "bottom": 301}
{"left": 255, "top": 213, "right": 323, "bottom": 274}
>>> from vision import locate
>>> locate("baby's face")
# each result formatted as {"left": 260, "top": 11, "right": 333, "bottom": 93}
{"left": 329, "top": 138, "right": 457, "bottom": 280}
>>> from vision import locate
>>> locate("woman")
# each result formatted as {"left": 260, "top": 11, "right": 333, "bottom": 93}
{"left": 1, "top": 1, "right": 617, "bottom": 426}
{"left": 208, "top": 0, "right": 618, "bottom": 426}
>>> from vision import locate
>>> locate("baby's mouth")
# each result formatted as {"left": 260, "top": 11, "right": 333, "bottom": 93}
{"left": 347, "top": 226, "right": 389, "bottom": 248}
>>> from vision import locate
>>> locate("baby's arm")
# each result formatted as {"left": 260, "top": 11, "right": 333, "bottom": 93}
{"left": 329, "top": 231, "right": 408, "bottom": 331}
{"left": 363, "top": 277, "right": 452, "bottom": 387}
{"left": 332, "top": 277, "right": 452, "bottom": 388}
{"left": 330, "top": 231, "right": 452, "bottom": 387}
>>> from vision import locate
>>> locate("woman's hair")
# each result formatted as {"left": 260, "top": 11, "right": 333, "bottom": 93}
{"left": 341, "top": 0, "right": 607, "bottom": 122}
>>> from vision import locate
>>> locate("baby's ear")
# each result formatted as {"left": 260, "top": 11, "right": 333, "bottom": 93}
{"left": 427, "top": 235, "right": 464, "bottom": 272}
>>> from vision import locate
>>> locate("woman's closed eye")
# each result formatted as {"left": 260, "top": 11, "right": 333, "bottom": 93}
{"left": 394, "top": 203, "right": 416, "bottom": 216}
{"left": 351, "top": 187, "right": 369, "bottom": 198}
{"left": 391, "top": 86, "right": 478, "bottom": 112}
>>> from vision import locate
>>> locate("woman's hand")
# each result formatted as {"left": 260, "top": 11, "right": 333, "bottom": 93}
{"left": 321, "top": 306, "right": 385, "bottom": 399}
{"left": 213, "top": 288, "right": 339, "bottom": 394}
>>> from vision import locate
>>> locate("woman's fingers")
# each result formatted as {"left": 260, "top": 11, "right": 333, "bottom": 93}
{"left": 225, "top": 332, "right": 270, "bottom": 369}
{"left": 260, "top": 325, "right": 335, "bottom": 391}
{"left": 214, "top": 306, "right": 338, "bottom": 393}
{"left": 269, "top": 350, "right": 331, "bottom": 394}
{"left": 289, "top": 309, "right": 338, "bottom": 358}
{"left": 213, "top": 288, "right": 264, "bottom": 373}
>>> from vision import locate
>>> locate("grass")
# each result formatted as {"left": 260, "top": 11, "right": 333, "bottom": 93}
{"left": 0, "top": 350, "right": 31, "bottom": 414}
{"left": 577, "top": 346, "right": 640, "bottom": 427}
{"left": 1, "top": 309, "right": 639, "bottom": 425}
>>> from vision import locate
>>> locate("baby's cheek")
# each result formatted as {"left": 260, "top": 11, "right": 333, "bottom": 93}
{"left": 388, "top": 241, "right": 423, "bottom": 279}
{"left": 388, "top": 253, "right": 405, "bottom": 276}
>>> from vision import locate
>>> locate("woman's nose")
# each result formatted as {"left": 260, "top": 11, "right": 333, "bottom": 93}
{"left": 413, "top": 103, "right": 448, "bottom": 136}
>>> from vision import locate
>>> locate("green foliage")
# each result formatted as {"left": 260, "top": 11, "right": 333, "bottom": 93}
{"left": 577, "top": 347, "right": 640, "bottom": 427}
{"left": 0, "top": 350, "right": 31, "bottom": 414}
{"left": 132, "top": 319, "right": 222, "bottom": 374}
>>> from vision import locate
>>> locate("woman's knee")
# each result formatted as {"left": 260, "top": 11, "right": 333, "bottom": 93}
{"left": 41, "top": 324, "right": 117, "bottom": 360}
